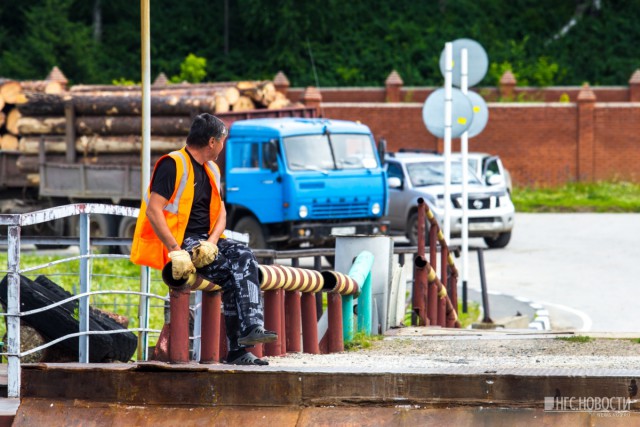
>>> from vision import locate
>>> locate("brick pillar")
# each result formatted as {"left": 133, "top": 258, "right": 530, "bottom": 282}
{"left": 577, "top": 83, "right": 597, "bottom": 182}
{"left": 302, "top": 86, "right": 322, "bottom": 117}
{"left": 273, "top": 71, "right": 290, "bottom": 97}
{"left": 499, "top": 71, "right": 516, "bottom": 100}
{"left": 628, "top": 69, "right": 640, "bottom": 102}
{"left": 385, "top": 70, "right": 403, "bottom": 102}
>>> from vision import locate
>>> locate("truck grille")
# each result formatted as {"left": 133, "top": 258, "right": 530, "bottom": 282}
{"left": 311, "top": 201, "right": 370, "bottom": 218}
{"left": 452, "top": 196, "right": 494, "bottom": 209}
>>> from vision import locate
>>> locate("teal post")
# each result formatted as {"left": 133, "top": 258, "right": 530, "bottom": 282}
{"left": 347, "top": 251, "right": 374, "bottom": 336}
{"left": 342, "top": 294, "right": 354, "bottom": 342}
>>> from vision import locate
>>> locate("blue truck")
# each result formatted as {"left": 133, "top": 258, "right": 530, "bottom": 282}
{"left": 223, "top": 117, "right": 389, "bottom": 249}
{"left": 4, "top": 107, "right": 389, "bottom": 252}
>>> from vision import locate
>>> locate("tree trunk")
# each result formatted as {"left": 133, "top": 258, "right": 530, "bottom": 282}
{"left": 17, "top": 153, "right": 163, "bottom": 173}
{"left": 17, "top": 93, "right": 217, "bottom": 116}
{"left": 0, "top": 79, "right": 23, "bottom": 104}
{"left": 232, "top": 95, "right": 256, "bottom": 112}
{"left": 5, "top": 108, "right": 21, "bottom": 134}
{"left": 15, "top": 92, "right": 67, "bottom": 116}
{"left": 17, "top": 116, "right": 67, "bottom": 135}
{"left": 20, "top": 80, "right": 63, "bottom": 94}
{"left": 1, "top": 134, "right": 19, "bottom": 151}
{"left": 76, "top": 115, "right": 192, "bottom": 136}
{"left": 19, "top": 135, "right": 184, "bottom": 154}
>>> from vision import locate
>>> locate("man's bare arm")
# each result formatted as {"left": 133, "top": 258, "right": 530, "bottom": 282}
{"left": 146, "top": 192, "right": 181, "bottom": 251}
{"left": 208, "top": 202, "right": 227, "bottom": 245}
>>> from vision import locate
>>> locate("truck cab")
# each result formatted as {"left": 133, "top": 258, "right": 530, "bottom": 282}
{"left": 224, "top": 118, "right": 389, "bottom": 249}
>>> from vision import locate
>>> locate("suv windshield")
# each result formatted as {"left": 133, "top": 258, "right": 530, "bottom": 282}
{"left": 284, "top": 134, "right": 378, "bottom": 171}
{"left": 406, "top": 161, "right": 482, "bottom": 187}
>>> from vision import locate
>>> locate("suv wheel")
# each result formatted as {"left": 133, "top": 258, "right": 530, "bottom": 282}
{"left": 484, "top": 231, "right": 511, "bottom": 249}
{"left": 406, "top": 213, "right": 430, "bottom": 247}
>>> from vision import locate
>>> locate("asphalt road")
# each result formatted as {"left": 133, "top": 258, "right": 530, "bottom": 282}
{"left": 457, "top": 213, "right": 640, "bottom": 332}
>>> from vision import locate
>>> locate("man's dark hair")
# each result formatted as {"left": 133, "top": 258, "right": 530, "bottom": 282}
{"left": 186, "top": 113, "right": 228, "bottom": 147}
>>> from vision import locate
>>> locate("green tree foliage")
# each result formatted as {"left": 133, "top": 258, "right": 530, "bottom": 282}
{"left": 171, "top": 54, "right": 207, "bottom": 83}
{"left": 1, "top": 0, "right": 639, "bottom": 88}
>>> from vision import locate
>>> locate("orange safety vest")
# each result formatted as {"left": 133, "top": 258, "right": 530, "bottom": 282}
{"left": 130, "top": 146, "right": 222, "bottom": 270}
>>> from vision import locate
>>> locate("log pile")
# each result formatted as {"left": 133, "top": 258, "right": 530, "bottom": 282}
{"left": 1, "top": 75, "right": 299, "bottom": 188}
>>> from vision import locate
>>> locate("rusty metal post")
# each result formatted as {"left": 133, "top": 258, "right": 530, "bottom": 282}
{"left": 200, "top": 291, "right": 221, "bottom": 363}
{"left": 285, "top": 291, "right": 302, "bottom": 352}
{"left": 327, "top": 292, "right": 344, "bottom": 353}
{"left": 427, "top": 220, "right": 439, "bottom": 325}
{"left": 169, "top": 286, "right": 191, "bottom": 364}
{"left": 439, "top": 246, "right": 448, "bottom": 327}
{"left": 279, "top": 289, "right": 287, "bottom": 354}
{"left": 219, "top": 312, "right": 228, "bottom": 361}
{"left": 413, "top": 199, "right": 428, "bottom": 325}
{"left": 263, "top": 290, "right": 282, "bottom": 356}
{"left": 301, "top": 292, "right": 320, "bottom": 354}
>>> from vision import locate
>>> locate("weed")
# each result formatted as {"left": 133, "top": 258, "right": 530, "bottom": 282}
{"left": 556, "top": 335, "right": 593, "bottom": 343}
{"left": 344, "top": 331, "right": 382, "bottom": 351}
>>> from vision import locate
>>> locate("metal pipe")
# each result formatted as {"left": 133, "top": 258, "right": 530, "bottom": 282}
{"left": 6, "top": 225, "right": 21, "bottom": 398}
{"left": 301, "top": 292, "right": 320, "bottom": 354}
{"left": 285, "top": 291, "right": 301, "bottom": 352}
{"left": 356, "top": 272, "right": 372, "bottom": 335}
{"left": 478, "top": 248, "right": 493, "bottom": 323}
{"left": 413, "top": 199, "right": 427, "bottom": 325}
{"left": 279, "top": 289, "right": 286, "bottom": 354}
{"left": 200, "top": 291, "right": 221, "bottom": 363}
{"left": 327, "top": 292, "right": 344, "bottom": 353}
{"left": 439, "top": 246, "right": 448, "bottom": 327}
{"left": 168, "top": 286, "right": 190, "bottom": 364}
{"left": 78, "top": 212, "right": 90, "bottom": 363}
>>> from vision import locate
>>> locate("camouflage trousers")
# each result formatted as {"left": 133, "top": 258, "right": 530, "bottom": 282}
{"left": 182, "top": 235, "right": 264, "bottom": 352}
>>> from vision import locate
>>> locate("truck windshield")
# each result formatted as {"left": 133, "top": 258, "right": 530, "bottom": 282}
{"left": 284, "top": 134, "right": 378, "bottom": 171}
{"left": 407, "top": 161, "right": 482, "bottom": 187}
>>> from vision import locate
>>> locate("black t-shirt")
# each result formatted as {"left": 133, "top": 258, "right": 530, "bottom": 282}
{"left": 151, "top": 150, "right": 213, "bottom": 238}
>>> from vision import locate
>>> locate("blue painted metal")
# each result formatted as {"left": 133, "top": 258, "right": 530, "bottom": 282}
{"left": 224, "top": 118, "right": 388, "bottom": 244}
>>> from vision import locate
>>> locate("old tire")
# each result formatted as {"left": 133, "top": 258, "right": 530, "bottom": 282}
{"left": 69, "top": 214, "right": 117, "bottom": 253}
{"left": 484, "top": 231, "right": 512, "bottom": 249}
{"left": 233, "top": 216, "right": 266, "bottom": 249}
{"left": 33, "top": 275, "right": 137, "bottom": 362}
{"left": 406, "top": 212, "right": 430, "bottom": 247}
{"left": 0, "top": 274, "right": 113, "bottom": 363}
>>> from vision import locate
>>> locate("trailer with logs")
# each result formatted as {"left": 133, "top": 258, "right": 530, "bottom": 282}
{"left": 0, "top": 80, "right": 390, "bottom": 253}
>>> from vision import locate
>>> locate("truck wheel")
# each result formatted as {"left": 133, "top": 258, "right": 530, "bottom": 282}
{"left": 233, "top": 217, "right": 266, "bottom": 249}
{"left": 117, "top": 217, "right": 138, "bottom": 255}
{"left": 69, "top": 214, "right": 117, "bottom": 253}
{"left": 484, "top": 231, "right": 511, "bottom": 249}
{"left": 406, "top": 213, "right": 430, "bottom": 247}
{"left": 32, "top": 218, "right": 71, "bottom": 250}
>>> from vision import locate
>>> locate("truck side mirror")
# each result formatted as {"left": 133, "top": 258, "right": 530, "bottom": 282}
{"left": 377, "top": 138, "right": 387, "bottom": 165}
{"left": 265, "top": 140, "right": 279, "bottom": 172}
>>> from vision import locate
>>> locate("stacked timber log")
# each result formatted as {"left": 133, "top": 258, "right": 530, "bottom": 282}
{"left": 1, "top": 77, "right": 298, "bottom": 188}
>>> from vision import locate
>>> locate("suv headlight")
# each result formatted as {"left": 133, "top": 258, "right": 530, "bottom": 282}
{"left": 299, "top": 205, "right": 308, "bottom": 218}
{"left": 371, "top": 202, "right": 381, "bottom": 215}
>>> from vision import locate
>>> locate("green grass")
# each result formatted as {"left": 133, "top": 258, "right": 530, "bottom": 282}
{"left": 344, "top": 331, "right": 383, "bottom": 351}
{"left": 631, "top": 338, "right": 640, "bottom": 344}
{"left": 0, "top": 253, "right": 168, "bottom": 347}
{"left": 512, "top": 181, "right": 640, "bottom": 213}
{"left": 556, "top": 335, "right": 593, "bottom": 343}
{"left": 458, "top": 301, "right": 481, "bottom": 328}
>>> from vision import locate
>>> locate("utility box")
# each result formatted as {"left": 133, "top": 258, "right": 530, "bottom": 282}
{"left": 335, "top": 235, "right": 394, "bottom": 333}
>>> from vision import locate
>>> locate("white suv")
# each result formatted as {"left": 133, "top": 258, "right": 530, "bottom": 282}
{"left": 385, "top": 152, "right": 515, "bottom": 248}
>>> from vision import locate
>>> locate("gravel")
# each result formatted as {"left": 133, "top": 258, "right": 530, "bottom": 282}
{"left": 266, "top": 332, "right": 640, "bottom": 372}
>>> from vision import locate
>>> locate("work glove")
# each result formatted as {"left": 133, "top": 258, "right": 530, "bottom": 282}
{"left": 168, "top": 249, "right": 196, "bottom": 280}
{"left": 191, "top": 240, "right": 219, "bottom": 268}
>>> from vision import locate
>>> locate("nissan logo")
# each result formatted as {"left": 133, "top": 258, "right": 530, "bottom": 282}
{"left": 473, "top": 199, "right": 483, "bottom": 209}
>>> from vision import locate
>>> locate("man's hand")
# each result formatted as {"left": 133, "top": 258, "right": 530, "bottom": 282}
{"left": 191, "top": 241, "right": 219, "bottom": 268}
{"left": 168, "top": 250, "right": 196, "bottom": 279}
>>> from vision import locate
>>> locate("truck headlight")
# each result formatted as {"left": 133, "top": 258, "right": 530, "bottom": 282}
{"left": 371, "top": 202, "right": 381, "bottom": 215}
{"left": 299, "top": 205, "right": 308, "bottom": 218}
